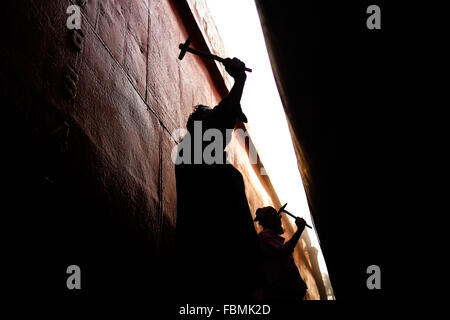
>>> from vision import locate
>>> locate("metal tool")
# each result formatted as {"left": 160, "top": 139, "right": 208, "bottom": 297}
{"left": 178, "top": 36, "right": 252, "bottom": 72}
{"left": 277, "top": 203, "right": 312, "bottom": 229}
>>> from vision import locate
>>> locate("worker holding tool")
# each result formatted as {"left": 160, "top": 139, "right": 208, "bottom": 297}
{"left": 185, "top": 56, "right": 249, "bottom": 141}
{"left": 175, "top": 46, "right": 259, "bottom": 300}
{"left": 178, "top": 36, "right": 251, "bottom": 132}
{"left": 254, "top": 206, "right": 308, "bottom": 300}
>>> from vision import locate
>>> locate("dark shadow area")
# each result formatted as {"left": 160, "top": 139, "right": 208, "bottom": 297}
{"left": 1, "top": 78, "right": 170, "bottom": 299}
{"left": 254, "top": 0, "right": 440, "bottom": 299}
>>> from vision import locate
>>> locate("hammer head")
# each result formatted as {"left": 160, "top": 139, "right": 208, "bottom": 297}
{"left": 178, "top": 35, "right": 192, "bottom": 60}
{"left": 277, "top": 203, "right": 288, "bottom": 215}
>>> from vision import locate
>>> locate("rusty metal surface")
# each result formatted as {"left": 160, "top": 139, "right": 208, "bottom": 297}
{"left": 1, "top": 0, "right": 319, "bottom": 299}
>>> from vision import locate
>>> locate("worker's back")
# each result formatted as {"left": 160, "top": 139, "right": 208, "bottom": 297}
{"left": 176, "top": 159, "right": 259, "bottom": 300}
{"left": 258, "top": 228, "right": 307, "bottom": 300}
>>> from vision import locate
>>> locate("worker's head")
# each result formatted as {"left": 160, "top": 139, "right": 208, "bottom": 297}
{"left": 187, "top": 105, "right": 212, "bottom": 134}
{"left": 254, "top": 206, "right": 284, "bottom": 234}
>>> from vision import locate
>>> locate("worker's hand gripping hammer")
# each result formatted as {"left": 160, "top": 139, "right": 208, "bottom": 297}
{"left": 178, "top": 36, "right": 252, "bottom": 72}
{"left": 277, "top": 203, "right": 313, "bottom": 229}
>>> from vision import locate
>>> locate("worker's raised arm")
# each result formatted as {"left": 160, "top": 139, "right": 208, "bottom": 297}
{"left": 212, "top": 58, "right": 248, "bottom": 127}
{"left": 224, "top": 57, "right": 247, "bottom": 106}
{"left": 282, "top": 219, "right": 305, "bottom": 253}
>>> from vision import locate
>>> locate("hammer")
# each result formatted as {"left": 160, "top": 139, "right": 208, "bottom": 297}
{"left": 278, "top": 203, "right": 313, "bottom": 229}
{"left": 178, "top": 36, "right": 252, "bottom": 72}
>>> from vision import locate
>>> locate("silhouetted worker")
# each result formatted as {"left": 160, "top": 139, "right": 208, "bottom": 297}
{"left": 254, "top": 206, "right": 308, "bottom": 300}
{"left": 175, "top": 58, "right": 259, "bottom": 300}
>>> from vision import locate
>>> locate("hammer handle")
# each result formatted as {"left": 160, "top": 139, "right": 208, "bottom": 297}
{"left": 184, "top": 47, "right": 252, "bottom": 72}
{"left": 282, "top": 209, "right": 313, "bottom": 229}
